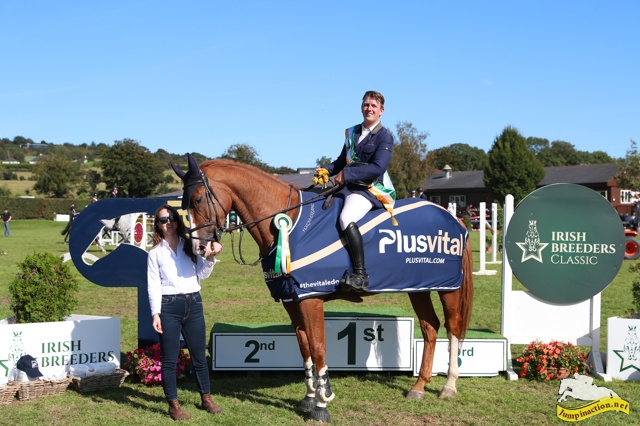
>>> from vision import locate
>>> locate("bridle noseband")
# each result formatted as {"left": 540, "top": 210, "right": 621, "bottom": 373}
{"left": 184, "top": 169, "right": 228, "bottom": 244}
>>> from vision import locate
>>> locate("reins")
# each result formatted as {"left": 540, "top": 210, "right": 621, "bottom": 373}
{"left": 186, "top": 170, "right": 343, "bottom": 266}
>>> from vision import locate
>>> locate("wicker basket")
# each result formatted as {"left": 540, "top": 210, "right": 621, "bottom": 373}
{"left": 0, "top": 382, "right": 19, "bottom": 405}
{"left": 17, "top": 377, "right": 72, "bottom": 401}
{"left": 70, "top": 369, "right": 129, "bottom": 393}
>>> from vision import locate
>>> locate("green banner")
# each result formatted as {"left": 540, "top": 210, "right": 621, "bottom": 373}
{"left": 505, "top": 184, "right": 625, "bottom": 304}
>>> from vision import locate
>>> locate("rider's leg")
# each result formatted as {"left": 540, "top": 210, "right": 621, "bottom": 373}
{"left": 339, "top": 194, "right": 372, "bottom": 291}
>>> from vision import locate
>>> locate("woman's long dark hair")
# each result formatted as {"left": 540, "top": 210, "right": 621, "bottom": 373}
{"left": 151, "top": 204, "right": 196, "bottom": 263}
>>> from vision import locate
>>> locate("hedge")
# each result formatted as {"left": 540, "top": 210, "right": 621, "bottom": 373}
{"left": 0, "top": 196, "right": 87, "bottom": 220}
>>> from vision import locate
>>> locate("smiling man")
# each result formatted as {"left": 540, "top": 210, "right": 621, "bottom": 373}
{"left": 317, "top": 91, "right": 396, "bottom": 291}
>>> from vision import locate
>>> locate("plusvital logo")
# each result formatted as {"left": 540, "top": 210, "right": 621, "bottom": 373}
{"left": 515, "top": 220, "right": 548, "bottom": 263}
{"left": 556, "top": 373, "right": 629, "bottom": 422}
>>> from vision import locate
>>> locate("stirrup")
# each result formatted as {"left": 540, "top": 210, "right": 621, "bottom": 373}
{"left": 343, "top": 272, "right": 369, "bottom": 292}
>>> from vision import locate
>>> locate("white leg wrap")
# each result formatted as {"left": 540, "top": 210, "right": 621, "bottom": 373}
{"left": 304, "top": 359, "right": 316, "bottom": 395}
{"left": 444, "top": 333, "right": 460, "bottom": 391}
{"left": 315, "top": 365, "right": 336, "bottom": 403}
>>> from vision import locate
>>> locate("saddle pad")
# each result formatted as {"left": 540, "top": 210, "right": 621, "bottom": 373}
{"left": 262, "top": 193, "right": 468, "bottom": 301}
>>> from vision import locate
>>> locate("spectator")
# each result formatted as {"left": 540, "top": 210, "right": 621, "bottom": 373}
{"left": 417, "top": 188, "right": 427, "bottom": 200}
{"left": 110, "top": 187, "right": 118, "bottom": 198}
{"left": 61, "top": 204, "right": 77, "bottom": 243}
{"left": 633, "top": 194, "right": 640, "bottom": 230}
{"left": 3, "top": 208, "right": 11, "bottom": 237}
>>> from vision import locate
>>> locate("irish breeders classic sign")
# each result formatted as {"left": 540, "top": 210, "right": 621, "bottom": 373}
{"left": 505, "top": 184, "right": 625, "bottom": 304}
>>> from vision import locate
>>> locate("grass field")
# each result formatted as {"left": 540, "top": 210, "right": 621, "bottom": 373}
{"left": 0, "top": 220, "right": 637, "bottom": 425}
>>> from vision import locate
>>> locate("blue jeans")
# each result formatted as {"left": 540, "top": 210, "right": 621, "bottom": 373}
{"left": 158, "top": 292, "right": 210, "bottom": 400}
{"left": 3, "top": 222, "right": 9, "bottom": 237}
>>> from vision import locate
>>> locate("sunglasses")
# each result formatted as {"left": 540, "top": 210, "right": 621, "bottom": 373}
{"left": 158, "top": 215, "right": 178, "bottom": 224}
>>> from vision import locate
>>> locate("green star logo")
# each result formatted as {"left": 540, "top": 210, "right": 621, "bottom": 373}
{"left": 612, "top": 350, "right": 640, "bottom": 372}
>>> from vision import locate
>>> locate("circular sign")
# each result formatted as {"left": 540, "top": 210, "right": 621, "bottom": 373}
{"left": 505, "top": 183, "right": 625, "bottom": 304}
{"left": 134, "top": 222, "right": 144, "bottom": 244}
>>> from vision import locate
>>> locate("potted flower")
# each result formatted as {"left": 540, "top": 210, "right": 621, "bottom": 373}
{"left": 515, "top": 340, "right": 589, "bottom": 381}
{"left": 124, "top": 343, "right": 191, "bottom": 386}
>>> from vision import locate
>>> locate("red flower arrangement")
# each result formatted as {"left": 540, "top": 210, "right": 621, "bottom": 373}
{"left": 124, "top": 343, "right": 191, "bottom": 386}
{"left": 516, "top": 340, "right": 589, "bottom": 381}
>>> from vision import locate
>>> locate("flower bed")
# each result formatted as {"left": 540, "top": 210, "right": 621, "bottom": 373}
{"left": 515, "top": 340, "right": 589, "bottom": 381}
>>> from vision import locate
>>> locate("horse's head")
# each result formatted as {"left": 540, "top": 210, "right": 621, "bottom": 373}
{"left": 171, "top": 154, "right": 231, "bottom": 257}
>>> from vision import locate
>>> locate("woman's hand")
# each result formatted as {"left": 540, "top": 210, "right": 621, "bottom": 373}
{"left": 152, "top": 313, "right": 163, "bottom": 334}
{"left": 204, "top": 241, "right": 223, "bottom": 260}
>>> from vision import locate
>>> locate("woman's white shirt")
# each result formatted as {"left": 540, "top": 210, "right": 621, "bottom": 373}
{"left": 147, "top": 238, "right": 215, "bottom": 316}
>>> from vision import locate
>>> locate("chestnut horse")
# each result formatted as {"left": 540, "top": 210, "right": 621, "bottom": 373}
{"left": 172, "top": 155, "right": 474, "bottom": 422}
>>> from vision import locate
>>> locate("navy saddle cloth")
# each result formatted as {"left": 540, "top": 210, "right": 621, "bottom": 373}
{"left": 262, "top": 193, "right": 468, "bottom": 301}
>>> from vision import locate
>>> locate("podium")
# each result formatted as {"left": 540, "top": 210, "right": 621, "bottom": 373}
{"left": 211, "top": 307, "right": 414, "bottom": 371}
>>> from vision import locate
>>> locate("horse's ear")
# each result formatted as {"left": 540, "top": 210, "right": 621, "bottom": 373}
{"left": 187, "top": 153, "right": 200, "bottom": 173}
{"left": 171, "top": 162, "right": 186, "bottom": 180}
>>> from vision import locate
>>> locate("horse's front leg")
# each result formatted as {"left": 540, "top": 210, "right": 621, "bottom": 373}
{"left": 283, "top": 301, "right": 316, "bottom": 412}
{"left": 284, "top": 298, "right": 333, "bottom": 422}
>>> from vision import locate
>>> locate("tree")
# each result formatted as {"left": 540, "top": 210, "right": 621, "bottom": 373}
{"left": 388, "top": 121, "right": 431, "bottom": 198}
{"left": 220, "top": 144, "right": 263, "bottom": 167}
{"left": 427, "top": 143, "right": 487, "bottom": 171}
{"left": 582, "top": 150, "right": 613, "bottom": 164}
{"left": 32, "top": 155, "right": 83, "bottom": 198}
{"left": 101, "top": 139, "right": 166, "bottom": 198}
{"left": 484, "top": 126, "right": 545, "bottom": 204}
{"left": 316, "top": 156, "right": 333, "bottom": 167}
{"left": 526, "top": 137, "right": 550, "bottom": 156}
{"left": 615, "top": 139, "right": 640, "bottom": 190}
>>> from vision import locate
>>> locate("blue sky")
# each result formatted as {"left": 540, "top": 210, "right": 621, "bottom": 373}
{"left": 1, "top": 1, "right": 637, "bottom": 169}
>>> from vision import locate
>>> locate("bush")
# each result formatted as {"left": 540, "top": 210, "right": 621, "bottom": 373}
{"left": 9, "top": 251, "right": 79, "bottom": 323}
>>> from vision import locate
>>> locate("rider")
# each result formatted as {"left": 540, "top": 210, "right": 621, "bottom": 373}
{"left": 317, "top": 91, "right": 396, "bottom": 292}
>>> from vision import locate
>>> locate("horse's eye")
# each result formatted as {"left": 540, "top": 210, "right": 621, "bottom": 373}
{"left": 195, "top": 196, "right": 203, "bottom": 205}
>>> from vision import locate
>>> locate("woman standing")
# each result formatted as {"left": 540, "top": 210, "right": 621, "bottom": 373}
{"left": 147, "top": 204, "right": 223, "bottom": 420}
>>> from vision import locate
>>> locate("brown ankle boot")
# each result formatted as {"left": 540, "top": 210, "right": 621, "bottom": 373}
{"left": 168, "top": 399, "right": 190, "bottom": 421}
{"left": 201, "top": 393, "right": 223, "bottom": 414}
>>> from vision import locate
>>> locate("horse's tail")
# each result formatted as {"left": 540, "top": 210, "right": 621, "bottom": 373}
{"left": 458, "top": 238, "right": 474, "bottom": 340}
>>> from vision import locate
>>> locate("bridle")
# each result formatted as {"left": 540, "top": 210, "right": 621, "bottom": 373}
{"left": 184, "top": 168, "right": 342, "bottom": 265}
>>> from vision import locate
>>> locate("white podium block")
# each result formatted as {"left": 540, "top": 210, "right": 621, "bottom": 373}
{"left": 414, "top": 335, "right": 508, "bottom": 377}
{"left": 211, "top": 308, "right": 414, "bottom": 371}
{"left": 606, "top": 317, "right": 640, "bottom": 380}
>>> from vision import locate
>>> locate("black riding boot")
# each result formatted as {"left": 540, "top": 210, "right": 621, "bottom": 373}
{"left": 342, "top": 222, "right": 369, "bottom": 291}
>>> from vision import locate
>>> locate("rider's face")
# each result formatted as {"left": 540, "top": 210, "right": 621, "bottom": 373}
{"left": 361, "top": 96, "right": 384, "bottom": 128}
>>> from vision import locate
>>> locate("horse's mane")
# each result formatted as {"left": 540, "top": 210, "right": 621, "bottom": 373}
{"left": 200, "top": 159, "right": 297, "bottom": 190}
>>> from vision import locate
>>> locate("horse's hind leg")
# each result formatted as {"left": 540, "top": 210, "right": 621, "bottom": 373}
{"left": 438, "top": 290, "right": 463, "bottom": 398}
{"left": 407, "top": 292, "right": 439, "bottom": 400}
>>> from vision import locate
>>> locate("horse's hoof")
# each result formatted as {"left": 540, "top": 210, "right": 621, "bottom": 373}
{"left": 439, "top": 387, "right": 457, "bottom": 398}
{"left": 307, "top": 406, "right": 331, "bottom": 423}
{"left": 406, "top": 390, "right": 425, "bottom": 400}
{"left": 299, "top": 396, "right": 317, "bottom": 413}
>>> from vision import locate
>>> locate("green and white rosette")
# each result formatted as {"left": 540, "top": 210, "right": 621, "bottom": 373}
{"left": 273, "top": 213, "right": 292, "bottom": 274}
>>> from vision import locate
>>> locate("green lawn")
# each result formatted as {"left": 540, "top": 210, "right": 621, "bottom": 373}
{"left": 0, "top": 220, "right": 637, "bottom": 425}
